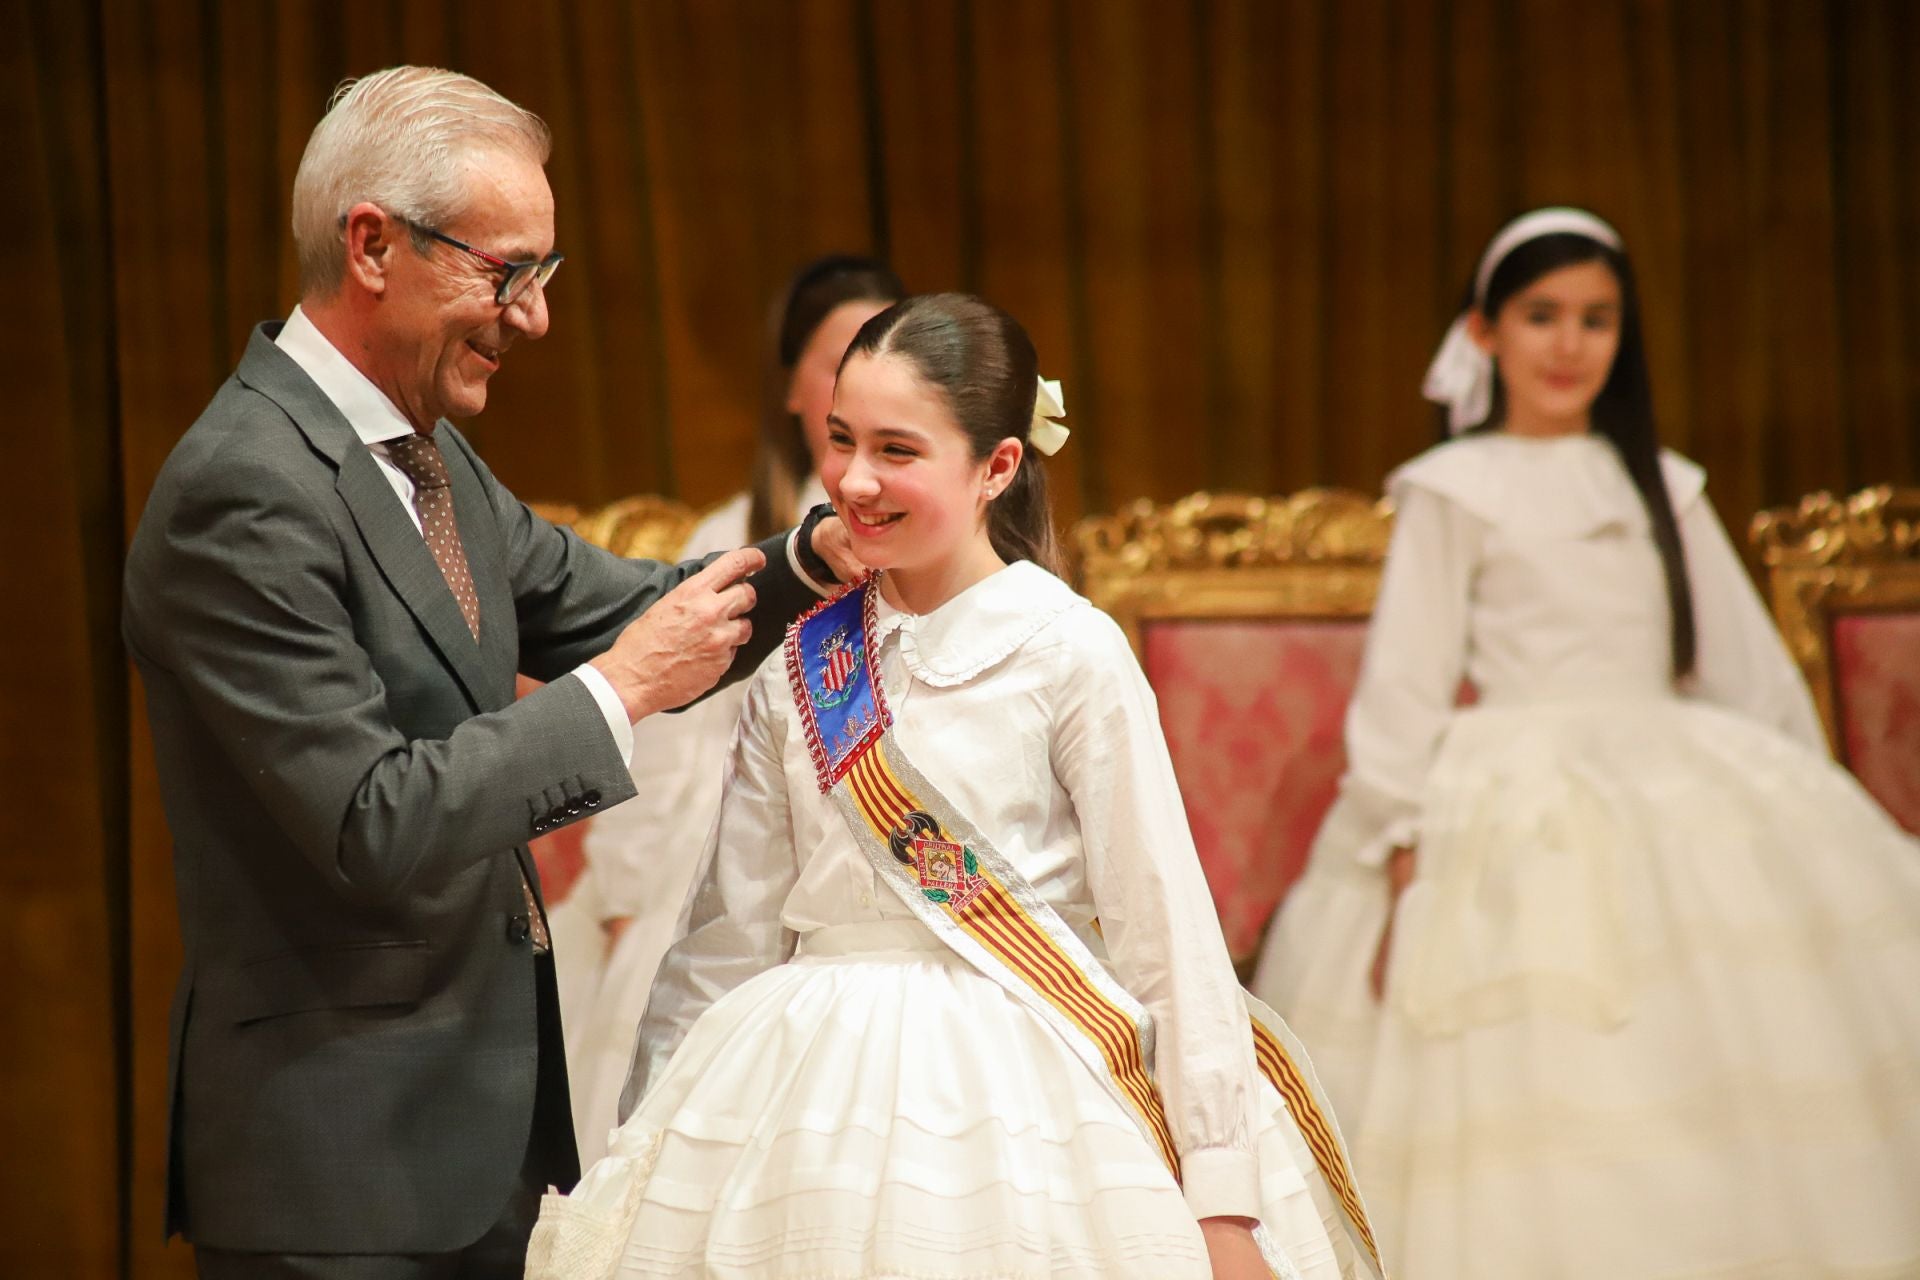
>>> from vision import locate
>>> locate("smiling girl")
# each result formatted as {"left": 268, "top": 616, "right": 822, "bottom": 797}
{"left": 529, "top": 294, "right": 1384, "bottom": 1280}
{"left": 559, "top": 256, "right": 903, "bottom": 1167}
{"left": 1252, "top": 209, "right": 1920, "bottom": 1278}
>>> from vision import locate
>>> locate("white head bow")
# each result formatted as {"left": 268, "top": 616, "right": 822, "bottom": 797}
{"left": 1422, "top": 207, "right": 1623, "bottom": 434}
{"left": 1029, "top": 376, "right": 1069, "bottom": 456}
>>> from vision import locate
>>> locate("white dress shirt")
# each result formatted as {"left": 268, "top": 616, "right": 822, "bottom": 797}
{"left": 634, "top": 560, "right": 1264, "bottom": 1219}
{"left": 274, "top": 306, "right": 634, "bottom": 761}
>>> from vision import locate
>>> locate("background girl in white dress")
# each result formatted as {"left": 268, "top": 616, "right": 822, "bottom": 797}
{"left": 1251, "top": 208, "right": 1920, "bottom": 1279}
{"left": 557, "top": 255, "right": 905, "bottom": 1164}
{"left": 530, "top": 294, "right": 1378, "bottom": 1279}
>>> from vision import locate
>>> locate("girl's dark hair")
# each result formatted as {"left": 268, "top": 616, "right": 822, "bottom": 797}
{"left": 747, "top": 254, "right": 906, "bottom": 541}
{"left": 841, "top": 292, "right": 1063, "bottom": 576}
{"left": 1451, "top": 230, "right": 1696, "bottom": 677}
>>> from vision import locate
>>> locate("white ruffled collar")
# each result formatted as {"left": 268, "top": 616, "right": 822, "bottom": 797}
{"left": 869, "top": 560, "right": 1082, "bottom": 687}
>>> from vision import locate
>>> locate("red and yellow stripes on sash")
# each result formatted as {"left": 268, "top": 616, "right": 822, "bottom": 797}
{"left": 1250, "top": 1017, "right": 1383, "bottom": 1271}
{"left": 842, "top": 745, "right": 1182, "bottom": 1177}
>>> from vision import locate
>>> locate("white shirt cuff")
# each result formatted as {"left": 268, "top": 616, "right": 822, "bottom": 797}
{"left": 572, "top": 663, "right": 635, "bottom": 766}
{"left": 1355, "top": 816, "right": 1419, "bottom": 870}
{"left": 1179, "top": 1145, "right": 1262, "bottom": 1220}
{"left": 786, "top": 526, "right": 835, "bottom": 598}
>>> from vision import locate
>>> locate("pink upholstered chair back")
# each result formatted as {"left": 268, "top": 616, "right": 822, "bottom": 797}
{"left": 1143, "top": 619, "right": 1368, "bottom": 960}
{"left": 1753, "top": 485, "right": 1920, "bottom": 835}
{"left": 1076, "top": 491, "right": 1392, "bottom": 972}
{"left": 1831, "top": 614, "right": 1920, "bottom": 833}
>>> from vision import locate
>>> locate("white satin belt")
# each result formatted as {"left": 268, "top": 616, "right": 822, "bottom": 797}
{"left": 795, "top": 919, "right": 951, "bottom": 959}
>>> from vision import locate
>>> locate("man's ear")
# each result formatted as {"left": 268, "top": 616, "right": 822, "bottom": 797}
{"left": 341, "top": 202, "right": 398, "bottom": 297}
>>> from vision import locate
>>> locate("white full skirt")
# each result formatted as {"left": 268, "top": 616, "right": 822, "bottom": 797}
{"left": 531, "top": 922, "right": 1361, "bottom": 1279}
{"left": 1253, "top": 697, "right": 1920, "bottom": 1279}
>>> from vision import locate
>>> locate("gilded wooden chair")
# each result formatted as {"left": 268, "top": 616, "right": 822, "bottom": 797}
{"left": 568, "top": 494, "right": 704, "bottom": 562}
{"left": 1752, "top": 484, "right": 1920, "bottom": 834}
{"left": 1075, "top": 490, "right": 1394, "bottom": 975}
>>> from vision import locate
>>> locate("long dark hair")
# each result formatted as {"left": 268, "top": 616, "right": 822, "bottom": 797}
{"left": 747, "top": 254, "right": 906, "bottom": 541}
{"left": 841, "top": 293, "right": 1063, "bottom": 576}
{"left": 1452, "top": 230, "right": 1696, "bottom": 677}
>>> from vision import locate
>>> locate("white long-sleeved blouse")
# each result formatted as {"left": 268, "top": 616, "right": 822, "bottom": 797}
{"left": 625, "top": 560, "right": 1263, "bottom": 1219}
{"left": 1337, "top": 431, "right": 1827, "bottom": 867}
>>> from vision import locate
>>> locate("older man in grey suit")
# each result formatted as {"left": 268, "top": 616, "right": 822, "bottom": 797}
{"left": 122, "top": 67, "right": 849, "bottom": 1277}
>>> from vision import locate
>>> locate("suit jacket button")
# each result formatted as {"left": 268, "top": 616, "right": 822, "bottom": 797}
{"left": 531, "top": 816, "right": 549, "bottom": 835}
{"left": 507, "top": 915, "right": 531, "bottom": 944}
{"left": 582, "top": 790, "right": 602, "bottom": 808}
{"left": 546, "top": 804, "right": 568, "bottom": 825}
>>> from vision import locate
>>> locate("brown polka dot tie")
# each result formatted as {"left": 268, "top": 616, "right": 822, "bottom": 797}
{"left": 386, "top": 431, "right": 550, "bottom": 952}
{"left": 385, "top": 433, "right": 481, "bottom": 640}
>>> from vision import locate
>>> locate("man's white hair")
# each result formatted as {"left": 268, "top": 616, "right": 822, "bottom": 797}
{"left": 290, "top": 66, "right": 551, "bottom": 298}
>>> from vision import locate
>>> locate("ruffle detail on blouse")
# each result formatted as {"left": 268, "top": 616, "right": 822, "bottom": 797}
{"left": 1389, "top": 435, "right": 1705, "bottom": 540}
{"left": 882, "top": 561, "right": 1086, "bottom": 688}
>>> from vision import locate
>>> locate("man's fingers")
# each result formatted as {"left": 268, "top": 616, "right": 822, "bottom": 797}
{"left": 726, "top": 618, "right": 752, "bottom": 648}
{"left": 720, "top": 582, "right": 757, "bottom": 620}
{"left": 692, "top": 546, "right": 767, "bottom": 589}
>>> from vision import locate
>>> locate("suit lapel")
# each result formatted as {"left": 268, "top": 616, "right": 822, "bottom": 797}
{"left": 235, "top": 325, "right": 492, "bottom": 712}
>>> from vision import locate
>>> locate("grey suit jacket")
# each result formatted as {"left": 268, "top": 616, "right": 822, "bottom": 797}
{"left": 122, "top": 324, "right": 817, "bottom": 1253}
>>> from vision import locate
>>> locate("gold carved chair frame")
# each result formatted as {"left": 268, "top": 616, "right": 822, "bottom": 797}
{"left": 529, "top": 494, "right": 702, "bottom": 561}
{"left": 1075, "top": 490, "right": 1394, "bottom": 656}
{"left": 1750, "top": 484, "right": 1920, "bottom": 756}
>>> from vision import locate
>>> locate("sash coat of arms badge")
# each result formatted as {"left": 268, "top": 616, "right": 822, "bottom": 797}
{"left": 887, "top": 810, "right": 987, "bottom": 914}
{"left": 909, "top": 833, "right": 985, "bottom": 913}
{"left": 815, "top": 623, "right": 860, "bottom": 707}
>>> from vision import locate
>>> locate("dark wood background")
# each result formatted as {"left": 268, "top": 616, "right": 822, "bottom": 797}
{"left": 6, "top": 1, "right": 1916, "bottom": 1274}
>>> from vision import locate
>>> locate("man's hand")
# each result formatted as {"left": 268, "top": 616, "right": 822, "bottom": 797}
{"left": 809, "top": 513, "right": 864, "bottom": 583}
{"left": 590, "top": 547, "right": 763, "bottom": 722}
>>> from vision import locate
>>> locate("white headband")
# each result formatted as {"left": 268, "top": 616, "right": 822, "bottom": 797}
{"left": 1029, "top": 376, "right": 1069, "bottom": 456}
{"left": 1422, "top": 207, "right": 1624, "bottom": 434}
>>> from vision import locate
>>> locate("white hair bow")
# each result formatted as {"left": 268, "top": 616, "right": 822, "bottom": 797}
{"left": 1422, "top": 315, "right": 1496, "bottom": 435}
{"left": 1029, "top": 376, "right": 1069, "bottom": 456}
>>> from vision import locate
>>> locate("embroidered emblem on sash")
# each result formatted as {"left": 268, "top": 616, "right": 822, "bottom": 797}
{"left": 785, "top": 581, "right": 890, "bottom": 792}
{"left": 818, "top": 624, "right": 859, "bottom": 702}
{"left": 882, "top": 810, "right": 986, "bottom": 913}
{"left": 912, "top": 835, "right": 982, "bottom": 909}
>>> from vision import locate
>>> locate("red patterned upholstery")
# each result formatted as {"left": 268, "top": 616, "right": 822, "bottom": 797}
{"left": 1143, "top": 619, "right": 1368, "bottom": 963}
{"left": 1832, "top": 612, "right": 1920, "bottom": 835}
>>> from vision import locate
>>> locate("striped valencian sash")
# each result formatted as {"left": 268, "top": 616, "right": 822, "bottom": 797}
{"left": 785, "top": 579, "right": 1384, "bottom": 1279}
{"left": 1247, "top": 996, "right": 1384, "bottom": 1274}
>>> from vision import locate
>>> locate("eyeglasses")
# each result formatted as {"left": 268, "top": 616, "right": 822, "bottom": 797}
{"left": 405, "top": 219, "right": 564, "bottom": 307}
